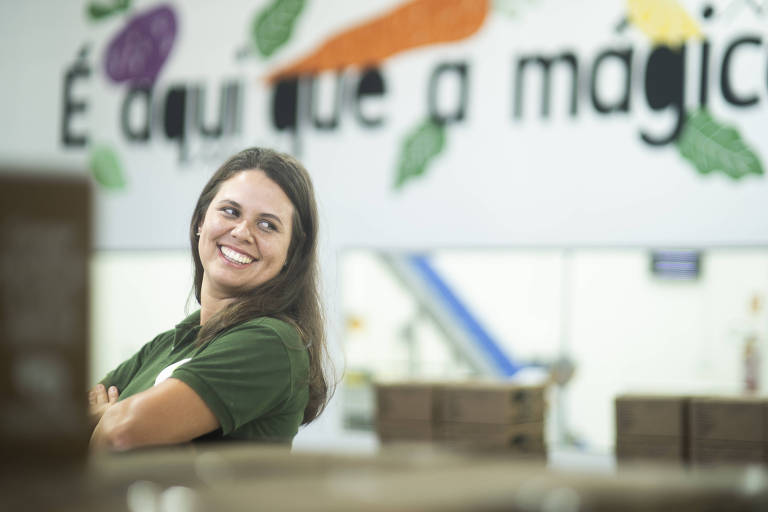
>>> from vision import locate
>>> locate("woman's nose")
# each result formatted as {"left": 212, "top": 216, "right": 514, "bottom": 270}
{"left": 230, "top": 220, "right": 253, "bottom": 241}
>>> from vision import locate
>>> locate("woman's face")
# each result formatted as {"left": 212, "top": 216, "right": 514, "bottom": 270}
{"left": 198, "top": 170, "right": 294, "bottom": 300}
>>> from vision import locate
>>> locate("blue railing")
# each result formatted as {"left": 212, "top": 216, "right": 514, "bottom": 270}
{"left": 408, "top": 254, "right": 522, "bottom": 376}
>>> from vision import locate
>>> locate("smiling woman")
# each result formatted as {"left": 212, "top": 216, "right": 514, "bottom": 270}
{"left": 88, "top": 148, "right": 331, "bottom": 451}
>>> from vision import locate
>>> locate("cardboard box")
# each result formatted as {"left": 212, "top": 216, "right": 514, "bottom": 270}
{"left": 690, "top": 439, "right": 765, "bottom": 465}
{"left": 616, "top": 435, "right": 686, "bottom": 462}
{"left": 435, "top": 421, "right": 545, "bottom": 453}
{"left": 615, "top": 395, "right": 690, "bottom": 464}
{"left": 690, "top": 397, "right": 767, "bottom": 442}
{"left": 376, "top": 419, "right": 433, "bottom": 442}
{"left": 615, "top": 395, "right": 689, "bottom": 438}
{"left": 375, "top": 382, "right": 435, "bottom": 422}
{"left": 0, "top": 173, "right": 91, "bottom": 466}
{"left": 436, "top": 382, "right": 545, "bottom": 424}
{"left": 436, "top": 420, "right": 542, "bottom": 441}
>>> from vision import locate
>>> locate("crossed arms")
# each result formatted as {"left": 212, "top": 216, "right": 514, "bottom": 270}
{"left": 87, "top": 379, "right": 219, "bottom": 451}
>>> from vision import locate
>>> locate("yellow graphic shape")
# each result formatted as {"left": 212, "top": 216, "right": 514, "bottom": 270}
{"left": 627, "top": 0, "right": 702, "bottom": 46}
{"left": 346, "top": 314, "right": 365, "bottom": 332}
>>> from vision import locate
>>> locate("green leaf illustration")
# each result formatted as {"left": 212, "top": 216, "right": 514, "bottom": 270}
{"left": 89, "top": 144, "right": 127, "bottom": 190}
{"left": 252, "top": 0, "right": 305, "bottom": 58}
{"left": 395, "top": 120, "right": 446, "bottom": 190}
{"left": 87, "top": 0, "right": 131, "bottom": 21}
{"left": 676, "top": 108, "right": 764, "bottom": 180}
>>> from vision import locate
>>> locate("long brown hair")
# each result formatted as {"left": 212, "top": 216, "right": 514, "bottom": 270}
{"left": 189, "top": 147, "right": 330, "bottom": 425}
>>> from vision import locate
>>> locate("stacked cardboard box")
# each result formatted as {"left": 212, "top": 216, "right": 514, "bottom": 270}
{"left": 435, "top": 382, "right": 546, "bottom": 456}
{"left": 0, "top": 174, "right": 91, "bottom": 467}
{"left": 689, "top": 397, "right": 767, "bottom": 465}
{"left": 376, "top": 381, "right": 546, "bottom": 457}
{"left": 615, "top": 395, "right": 690, "bottom": 464}
{"left": 375, "top": 382, "right": 435, "bottom": 442}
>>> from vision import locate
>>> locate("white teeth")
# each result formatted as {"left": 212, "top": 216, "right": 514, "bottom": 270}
{"left": 220, "top": 246, "right": 254, "bottom": 264}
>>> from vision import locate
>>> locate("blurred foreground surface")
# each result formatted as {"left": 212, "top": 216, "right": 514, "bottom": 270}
{"left": 2, "top": 443, "right": 767, "bottom": 511}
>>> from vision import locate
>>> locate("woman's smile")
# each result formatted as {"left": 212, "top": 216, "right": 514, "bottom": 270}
{"left": 219, "top": 244, "right": 256, "bottom": 265}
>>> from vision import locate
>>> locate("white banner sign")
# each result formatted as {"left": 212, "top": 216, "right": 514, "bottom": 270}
{"left": 1, "top": 0, "right": 767, "bottom": 248}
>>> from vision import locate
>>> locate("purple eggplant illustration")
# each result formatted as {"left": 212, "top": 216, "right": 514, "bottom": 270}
{"left": 104, "top": 4, "right": 177, "bottom": 85}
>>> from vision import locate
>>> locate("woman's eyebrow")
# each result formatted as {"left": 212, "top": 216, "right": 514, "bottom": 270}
{"left": 216, "top": 199, "right": 241, "bottom": 208}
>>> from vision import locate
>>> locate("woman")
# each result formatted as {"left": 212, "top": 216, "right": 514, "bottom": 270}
{"left": 88, "top": 147, "right": 330, "bottom": 450}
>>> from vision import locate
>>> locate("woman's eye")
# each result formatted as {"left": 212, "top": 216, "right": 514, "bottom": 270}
{"left": 257, "top": 220, "right": 275, "bottom": 232}
{"left": 221, "top": 207, "right": 238, "bottom": 216}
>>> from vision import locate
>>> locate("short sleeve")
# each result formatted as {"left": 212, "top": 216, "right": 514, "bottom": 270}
{"left": 170, "top": 321, "right": 299, "bottom": 435}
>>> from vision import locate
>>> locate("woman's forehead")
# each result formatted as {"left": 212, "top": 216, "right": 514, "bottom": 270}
{"left": 213, "top": 170, "right": 294, "bottom": 218}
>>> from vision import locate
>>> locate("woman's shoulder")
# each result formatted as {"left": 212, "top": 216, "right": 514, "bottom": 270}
{"left": 227, "top": 316, "right": 305, "bottom": 350}
{"left": 215, "top": 317, "right": 309, "bottom": 376}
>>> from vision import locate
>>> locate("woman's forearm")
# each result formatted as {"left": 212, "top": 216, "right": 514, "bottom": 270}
{"left": 89, "top": 378, "right": 220, "bottom": 451}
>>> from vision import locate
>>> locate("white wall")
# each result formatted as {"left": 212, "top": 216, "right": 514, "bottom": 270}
{"left": 90, "top": 251, "right": 193, "bottom": 383}
{"left": 339, "top": 247, "right": 768, "bottom": 453}
{"left": 566, "top": 249, "right": 768, "bottom": 450}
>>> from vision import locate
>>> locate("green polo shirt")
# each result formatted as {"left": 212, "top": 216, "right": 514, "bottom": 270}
{"left": 99, "top": 310, "right": 310, "bottom": 444}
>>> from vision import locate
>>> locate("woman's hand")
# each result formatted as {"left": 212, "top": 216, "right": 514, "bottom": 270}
{"left": 88, "top": 384, "right": 119, "bottom": 429}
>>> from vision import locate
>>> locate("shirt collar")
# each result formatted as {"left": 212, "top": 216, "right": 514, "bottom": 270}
{"left": 176, "top": 309, "right": 202, "bottom": 328}
{"left": 172, "top": 310, "right": 202, "bottom": 348}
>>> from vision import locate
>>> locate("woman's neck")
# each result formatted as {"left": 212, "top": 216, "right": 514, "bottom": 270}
{"left": 199, "top": 286, "right": 237, "bottom": 325}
